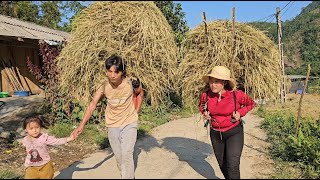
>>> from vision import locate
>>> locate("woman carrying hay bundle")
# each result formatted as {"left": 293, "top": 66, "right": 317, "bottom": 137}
{"left": 71, "top": 55, "right": 143, "bottom": 179}
{"left": 198, "top": 66, "right": 256, "bottom": 179}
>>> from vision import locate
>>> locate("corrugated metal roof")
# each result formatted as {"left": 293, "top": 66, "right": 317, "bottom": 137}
{"left": 0, "top": 14, "right": 70, "bottom": 42}
{"left": 287, "top": 75, "right": 319, "bottom": 79}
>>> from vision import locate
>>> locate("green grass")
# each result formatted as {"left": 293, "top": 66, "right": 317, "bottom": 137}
{"left": 270, "top": 161, "right": 302, "bottom": 179}
{"left": 48, "top": 121, "right": 108, "bottom": 149}
{"left": 0, "top": 169, "right": 22, "bottom": 179}
{"left": 260, "top": 112, "right": 320, "bottom": 179}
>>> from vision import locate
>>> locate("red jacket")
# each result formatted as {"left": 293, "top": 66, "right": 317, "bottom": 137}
{"left": 198, "top": 89, "right": 256, "bottom": 132}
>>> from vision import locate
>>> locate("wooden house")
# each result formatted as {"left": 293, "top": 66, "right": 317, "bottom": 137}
{"left": 0, "top": 14, "right": 70, "bottom": 95}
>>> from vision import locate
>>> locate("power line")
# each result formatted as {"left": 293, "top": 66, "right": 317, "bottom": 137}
{"left": 254, "top": 1, "right": 292, "bottom": 23}
{"left": 264, "top": 14, "right": 276, "bottom": 23}
{"left": 280, "top": 1, "right": 292, "bottom": 12}
{"left": 256, "top": 13, "right": 275, "bottom": 22}
{"left": 281, "top": 1, "right": 295, "bottom": 20}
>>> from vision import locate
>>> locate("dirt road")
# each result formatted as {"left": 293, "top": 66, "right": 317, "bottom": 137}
{"left": 54, "top": 112, "right": 275, "bottom": 179}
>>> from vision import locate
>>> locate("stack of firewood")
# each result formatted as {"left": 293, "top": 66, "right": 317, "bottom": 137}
{"left": 0, "top": 57, "right": 26, "bottom": 91}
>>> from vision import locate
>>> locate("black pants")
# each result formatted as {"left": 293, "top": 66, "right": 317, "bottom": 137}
{"left": 210, "top": 124, "right": 244, "bottom": 179}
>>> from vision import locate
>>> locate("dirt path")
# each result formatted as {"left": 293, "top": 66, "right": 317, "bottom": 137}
{"left": 54, "top": 112, "right": 275, "bottom": 179}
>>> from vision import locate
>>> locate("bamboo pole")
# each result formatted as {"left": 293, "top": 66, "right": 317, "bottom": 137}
{"left": 295, "top": 64, "right": 311, "bottom": 137}
{"left": 232, "top": 7, "right": 236, "bottom": 51}
{"left": 202, "top": 12, "right": 208, "bottom": 45}
{"left": 276, "top": 7, "right": 287, "bottom": 103}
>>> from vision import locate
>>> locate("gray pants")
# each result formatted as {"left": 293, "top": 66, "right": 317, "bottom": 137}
{"left": 108, "top": 121, "right": 138, "bottom": 179}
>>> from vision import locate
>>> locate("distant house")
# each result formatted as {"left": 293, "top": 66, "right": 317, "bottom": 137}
{"left": 0, "top": 14, "right": 70, "bottom": 94}
{"left": 286, "top": 75, "right": 319, "bottom": 94}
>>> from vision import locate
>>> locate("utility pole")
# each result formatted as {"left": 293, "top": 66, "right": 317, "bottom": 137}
{"left": 276, "top": 7, "right": 286, "bottom": 103}
{"left": 202, "top": 12, "right": 208, "bottom": 45}
{"left": 232, "top": 7, "right": 236, "bottom": 51}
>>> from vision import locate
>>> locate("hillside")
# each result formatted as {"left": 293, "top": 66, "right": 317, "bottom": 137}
{"left": 248, "top": 1, "right": 320, "bottom": 76}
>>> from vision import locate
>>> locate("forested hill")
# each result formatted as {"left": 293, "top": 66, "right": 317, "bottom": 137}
{"left": 248, "top": 1, "right": 320, "bottom": 76}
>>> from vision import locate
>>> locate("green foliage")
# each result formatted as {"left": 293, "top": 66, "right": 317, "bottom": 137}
{"left": 0, "top": 1, "right": 89, "bottom": 31}
{"left": 0, "top": 169, "right": 22, "bottom": 179}
{"left": 261, "top": 112, "right": 320, "bottom": 178}
{"left": 38, "top": 1, "right": 61, "bottom": 29}
{"left": 154, "top": 1, "right": 189, "bottom": 46}
{"left": 0, "top": 1, "right": 19, "bottom": 17}
{"left": 138, "top": 103, "right": 170, "bottom": 137}
{"left": 48, "top": 121, "right": 74, "bottom": 138}
{"left": 256, "top": 105, "right": 267, "bottom": 118}
{"left": 48, "top": 121, "right": 108, "bottom": 149}
{"left": 247, "top": 22, "right": 278, "bottom": 42}
{"left": 59, "top": 1, "right": 87, "bottom": 32}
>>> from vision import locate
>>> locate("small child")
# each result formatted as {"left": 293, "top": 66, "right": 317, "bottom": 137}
{"left": 131, "top": 77, "right": 144, "bottom": 113}
{"left": 22, "top": 116, "right": 75, "bottom": 179}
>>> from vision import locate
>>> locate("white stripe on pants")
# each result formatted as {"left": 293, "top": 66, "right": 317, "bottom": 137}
{"left": 108, "top": 121, "right": 138, "bottom": 179}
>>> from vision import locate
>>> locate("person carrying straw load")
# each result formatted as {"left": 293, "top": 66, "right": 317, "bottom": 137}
{"left": 72, "top": 54, "right": 144, "bottom": 179}
{"left": 198, "top": 65, "right": 256, "bottom": 179}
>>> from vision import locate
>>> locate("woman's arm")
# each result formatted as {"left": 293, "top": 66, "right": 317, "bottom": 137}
{"left": 134, "top": 87, "right": 144, "bottom": 113}
{"left": 72, "top": 85, "right": 105, "bottom": 137}
{"left": 236, "top": 90, "right": 256, "bottom": 117}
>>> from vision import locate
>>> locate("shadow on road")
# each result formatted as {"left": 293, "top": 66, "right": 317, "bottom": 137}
{"left": 54, "top": 150, "right": 114, "bottom": 179}
{"left": 161, "top": 137, "right": 219, "bottom": 179}
{"left": 134, "top": 134, "right": 161, "bottom": 172}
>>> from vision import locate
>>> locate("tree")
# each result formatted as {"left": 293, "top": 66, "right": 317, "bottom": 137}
{"left": 154, "top": 1, "right": 189, "bottom": 46}
{"left": 0, "top": 1, "right": 39, "bottom": 24}
{"left": 0, "top": 1, "right": 19, "bottom": 17}
{"left": 39, "top": 1, "right": 62, "bottom": 29}
{"left": 15, "top": 1, "right": 39, "bottom": 23}
{"left": 60, "top": 1, "right": 87, "bottom": 32}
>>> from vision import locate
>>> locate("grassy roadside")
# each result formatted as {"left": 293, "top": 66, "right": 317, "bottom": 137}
{"left": 256, "top": 94, "right": 320, "bottom": 179}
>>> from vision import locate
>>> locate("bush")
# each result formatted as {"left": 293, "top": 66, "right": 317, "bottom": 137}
{"left": 261, "top": 112, "right": 320, "bottom": 178}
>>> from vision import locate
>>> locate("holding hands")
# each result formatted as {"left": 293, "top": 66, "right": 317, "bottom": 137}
{"left": 71, "top": 125, "right": 85, "bottom": 139}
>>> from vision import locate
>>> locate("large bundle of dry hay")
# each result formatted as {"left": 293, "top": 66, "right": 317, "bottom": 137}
{"left": 57, "top": 1, "right": 178, "bottom": 108}
{"left": 176, "top": 20, "right": 281, "bottom": 108}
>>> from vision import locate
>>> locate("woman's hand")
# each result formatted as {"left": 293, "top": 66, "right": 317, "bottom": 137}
{"left": 203, "top": 111, "right": 211, "bottom": 120}
{"left": 67, "top": 133, "right": 76, "bottom": 142}
{"left": 71, "top": 125, "right": 84, "bottom": 139}
{"left": 232, "top": 111, "right": 241, "bottom": 121}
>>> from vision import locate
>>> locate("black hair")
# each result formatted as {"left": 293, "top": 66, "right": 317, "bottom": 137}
{"left": 132, "top": 78, "right": 140, "bottom": 89}
{"left": 105, "top": 54, "right": 126, "bottom": 77}
{"left": 23, "top": 116, "right": 44, "bottom": 129}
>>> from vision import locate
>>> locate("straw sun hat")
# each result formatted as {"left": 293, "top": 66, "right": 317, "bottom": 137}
{"left": 202, "top": 66, "right": 236, "bottom": 89}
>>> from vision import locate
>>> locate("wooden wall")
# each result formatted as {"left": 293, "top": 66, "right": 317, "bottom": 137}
{"left": 0, "top": 36, "right": 43, "bottom": 95}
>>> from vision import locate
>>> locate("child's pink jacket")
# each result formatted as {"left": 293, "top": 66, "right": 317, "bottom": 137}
{"left": 22, "top": 133, "right": 68, "bottom": 167}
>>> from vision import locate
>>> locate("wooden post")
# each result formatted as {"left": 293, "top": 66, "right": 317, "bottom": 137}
{"left": 202, "top": 12, "right": 208, "bottom": 45}
{"left": 276, "top": 7, "right": 287, "bottom": 103}
{"left": 295, "top": 64, "right": 311, "bottom": 137}
{"left": 231, "top": 7, "right": 236, "bottom": 54}
{"left": 231, "top": 7, "right": 236, "bottom": 58}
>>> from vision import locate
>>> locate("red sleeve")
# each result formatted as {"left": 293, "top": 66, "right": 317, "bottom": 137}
{"left": 236, "top": 90, "right": 256, "bottom": 117}
{"left": 198, "top": 91, "right": 207, "bottom": 113}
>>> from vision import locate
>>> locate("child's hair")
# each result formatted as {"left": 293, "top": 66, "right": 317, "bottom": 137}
{"left": 23, "top": 116, "right": 44, "bottom": 129}
{"left": 132, "top": 78, "right": 140, "bottom": 89}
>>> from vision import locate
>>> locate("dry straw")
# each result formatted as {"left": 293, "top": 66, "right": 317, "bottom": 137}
{"left": 176, "top": 20, "right": 281, "bottom": 109}
{"left": 57, "top": 1, "right": 178, "bottom": 108}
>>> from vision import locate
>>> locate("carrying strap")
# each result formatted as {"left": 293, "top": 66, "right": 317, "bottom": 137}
{"left": 205, "top": 90, "right": 209, "bottom": 107}
{"left": 233, "top": 90, "right": 236, "bottom": 113}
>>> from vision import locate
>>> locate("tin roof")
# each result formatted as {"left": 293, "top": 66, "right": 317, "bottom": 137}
{"left": 287, "top": 75, "right": 319, "bottom": 79}
{"left": 0, "top": 14, "right": 70, "bottom": 42}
